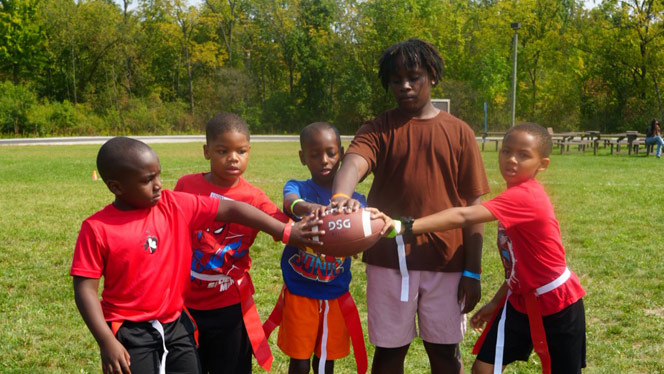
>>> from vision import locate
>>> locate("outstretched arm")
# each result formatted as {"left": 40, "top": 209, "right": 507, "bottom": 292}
{"left": 73, "top": 276, "right": 131, "bottom": 374}
{"left": 284, "top": 193, "right": 326, "bottom": 218}
{"left": 411, "top": 203, "right": 495, "bottom": 234}
{"left": 406, "top": 201, "right": 494, "bottom": 313}
{"left": 330, "top": 153, "right": 369, "bottom": 211}
{"left": 216, "top": 199, "right": 322, "bottom": 249}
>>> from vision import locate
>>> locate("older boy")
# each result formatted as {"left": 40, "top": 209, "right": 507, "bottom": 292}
{"left": 331, "top": 39, "right": 490, "bottom": 373}
{"left": 71, "top": 137, "right": 320, "bottom": 374}
{"left": 391, "top": 123, "right": 586, "bottom": 374}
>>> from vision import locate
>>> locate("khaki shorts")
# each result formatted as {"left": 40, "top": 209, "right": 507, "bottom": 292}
{"left": 366, "top": 264, "right": 466, "bottom": 347}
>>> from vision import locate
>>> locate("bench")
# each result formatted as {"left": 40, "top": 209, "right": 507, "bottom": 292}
{"left": 555, "top": 132, "right": 594, "bottom": 154}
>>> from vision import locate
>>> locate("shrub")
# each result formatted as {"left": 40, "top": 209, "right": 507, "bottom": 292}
{"left": 0, "top": 82, "right": 38, "bottom": 134}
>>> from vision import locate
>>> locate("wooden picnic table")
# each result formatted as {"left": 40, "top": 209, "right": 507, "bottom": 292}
{"left": 478, "top": 129, "right": 651, "bottom": 155}
{"left": 479, "top": 131, "right": 505, "bottom": 151}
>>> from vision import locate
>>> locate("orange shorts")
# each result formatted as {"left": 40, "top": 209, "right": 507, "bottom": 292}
{"left": 277, "top": 289, "right": 350, "bottom": 360}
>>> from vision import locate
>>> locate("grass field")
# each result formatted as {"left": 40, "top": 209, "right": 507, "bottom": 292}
{"left": 1, "top": 141, "right": 663, "bottom": 373}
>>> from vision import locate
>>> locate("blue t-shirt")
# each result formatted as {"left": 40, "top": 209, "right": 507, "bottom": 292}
{"left": 281, "top": 179, "right": 367, "bottom": 300}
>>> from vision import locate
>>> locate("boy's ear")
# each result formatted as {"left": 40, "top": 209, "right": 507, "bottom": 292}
{"left": 538, "top": 157, "right": 550, "bottom": 172}
{"left": 203, "top": 144, "right": 211, "bottom": 160}
{"left": 106, "top": 179, "right": 123, "bottom": 196}
{"left": 299, "top": 150, "right": 306, "bottom": 165}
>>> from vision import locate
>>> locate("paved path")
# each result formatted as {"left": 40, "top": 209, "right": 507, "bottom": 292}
{"left": 0, "top": 135, "right": 354, "bottom": 146}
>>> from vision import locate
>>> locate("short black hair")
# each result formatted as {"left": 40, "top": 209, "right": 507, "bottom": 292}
{"left": 300, "top": 122, "right": 341, "bottom": 150}
{"left": 206, "top": 113, "right": 250, "bottom": 143}
{"left": 378, "top": 38, "right": 444, "bottom": 91}
{"left": 96, "top": 137, "right": 155, "bottom": 182}
{"left": 504, "top": 122, "right": 553, "bottom": 158}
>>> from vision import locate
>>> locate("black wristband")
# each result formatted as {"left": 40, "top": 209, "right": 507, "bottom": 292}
{"left": 400, "top": 217, "right": 414, "bottom": 235}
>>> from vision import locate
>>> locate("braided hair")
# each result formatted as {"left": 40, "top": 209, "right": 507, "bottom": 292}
{"left": 378, "top": 38, "right": 444, "bottom": 91}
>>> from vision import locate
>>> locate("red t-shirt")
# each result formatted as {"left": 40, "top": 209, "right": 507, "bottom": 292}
{"left": 482, "top": 179, "right": 585, "bottom": 315}
{"left": 174, "top": 173, "right": 288, "bottom": 310}
{"left": 70, "top": 190, "right": 218, "bottom": 323}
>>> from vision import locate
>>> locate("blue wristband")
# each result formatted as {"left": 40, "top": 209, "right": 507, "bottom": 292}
{"left": 462, "top": 270, "right": 481, "bottom": 280}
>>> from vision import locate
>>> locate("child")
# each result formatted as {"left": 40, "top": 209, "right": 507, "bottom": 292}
{"left": 331, "top": 39, "right": 490, "bottom": 373}
{"left": 263, "top": 122, "right": 368, "bottom": 374}
{"left": 71, "top": 137, "right": 321, "bottom": 374}
{"left": 388, "top": 123, "right": 586, "bottom": 374}
{"left": 173, "top": 113, "right": 289, "bottom": 374}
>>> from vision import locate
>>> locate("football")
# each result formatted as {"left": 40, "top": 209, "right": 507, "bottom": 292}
{"left": 312, "top": 208, "right": 386, "bottom": 257}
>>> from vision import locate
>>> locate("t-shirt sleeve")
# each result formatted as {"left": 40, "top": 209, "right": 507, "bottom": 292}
{"left": 173, "top": 176, "right": 185, "bottom": 192}
{"left": 283, "top": 179, "right": 303, "bottom": 199}
{"left": 70, "top": 220, "right": 104, "bottom": 278}
{"left": 346, "top": 119, "right": 381, "bottom": 173}
{"left": 255, "top": 190, "right": 289, "bottom": 223}
{"left": 352, "top": 192, "right": 367, "bottom": 208}
{"left": 457, "top": 126, "right": 490, "bottom": 199}
{"left": 173, "top": 191, "right": 219, "bottom": 231}
{"left": 482, "top": 186, "right": 535, "bottom": 229}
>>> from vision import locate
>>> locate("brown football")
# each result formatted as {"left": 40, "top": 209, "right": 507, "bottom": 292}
{"left": 312, "top": 208, "right": 386, "bottom": 257}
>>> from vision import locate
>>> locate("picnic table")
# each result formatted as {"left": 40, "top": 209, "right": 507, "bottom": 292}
{"left": 477, "top": 129, "right": 653, "bottom": 156}
{"left": 554, "top": 131, "right": 593, "bottom": 154}
{"left": 479, "top": 131, "right": 505, "bottom": 151}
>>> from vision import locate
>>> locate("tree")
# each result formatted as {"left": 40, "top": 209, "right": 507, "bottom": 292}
{"left": 0, "top": 0, "right": 47, "bottom": 84}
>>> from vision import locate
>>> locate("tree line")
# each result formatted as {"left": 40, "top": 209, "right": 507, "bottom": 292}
{"left": 2, "top": 0, "right": 663, "bottom": 136}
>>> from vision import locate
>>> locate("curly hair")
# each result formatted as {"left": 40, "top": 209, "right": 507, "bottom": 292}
{"left": 378, "top": 38, "right": 444, "bottom": 91}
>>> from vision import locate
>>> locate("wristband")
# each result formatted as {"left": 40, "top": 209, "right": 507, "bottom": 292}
{"left": 290, "top": 198, "right": 304, "bottom": 214}
{"left": 331, "top": 193, "right": 351, "bottom": 200}
{"left": 400, "top": 217, "right": 414, "bottom": 235}
{"left": 462, "top": 270, "right": 481, "bottom": 281}
{"left": 386, "top": 220, "right": 402, "bottom": 238}
{"left": 281, "top": 221, "right": 294, "bottom": 245}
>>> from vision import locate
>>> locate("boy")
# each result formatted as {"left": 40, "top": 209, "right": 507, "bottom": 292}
{"left": 71, "top": 137, "right": 321, "bottom": 374}
{"left": 174, "top": 113, "right": 289, "bottom": 374}
{"left": 264, "top": 122, "right": 368, "bottom": 374}
{"left": 389, "top": 123, "right": 586, "bottom": 374}
{"left": 331, "top": 39, "right": 490, "bottom": 373}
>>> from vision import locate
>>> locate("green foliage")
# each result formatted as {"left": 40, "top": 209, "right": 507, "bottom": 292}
{"left": 120, "top": 95, "right": 192, "bottom": 134}
{"left": 4, "top": 0, "right": 664, "bottom": 134}
{"left": 0, "top": 80, "right": 37, "bottom": 134}
{"left": 0, "top": 0, "right": 47, "bottom": 84}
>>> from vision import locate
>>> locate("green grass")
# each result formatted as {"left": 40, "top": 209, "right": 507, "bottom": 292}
{"left": 1, "top": 142, "right": 663, "bottom": 373}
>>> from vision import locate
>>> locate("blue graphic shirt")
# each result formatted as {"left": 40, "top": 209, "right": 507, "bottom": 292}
{"left": 281, "top": 179, "right": 366, "bottom": 300}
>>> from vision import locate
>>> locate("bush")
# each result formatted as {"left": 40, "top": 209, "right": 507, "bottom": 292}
{"left": 0, "top": 82, "right": 38, "bottom": 134}
{"left": 119, "top": 96, "right": 191, "bottom": 134}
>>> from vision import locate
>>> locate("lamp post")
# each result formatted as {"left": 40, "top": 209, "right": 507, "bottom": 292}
{"left": 511, "top": 22, "right": 521, "bottom": 127}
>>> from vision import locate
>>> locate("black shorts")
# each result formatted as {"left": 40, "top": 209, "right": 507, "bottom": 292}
{"left": 189, "top": 303, "right": 252, "bottom": 374}
{"left": 476, "top": 298, "right": 586, "bottom": 374}
{"left": 113, "top": 312, "right": 202, "bottom": 374}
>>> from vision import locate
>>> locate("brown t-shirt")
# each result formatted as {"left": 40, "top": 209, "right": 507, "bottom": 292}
{"left": 347, "top": 108, "right": 490, "bottom": 272}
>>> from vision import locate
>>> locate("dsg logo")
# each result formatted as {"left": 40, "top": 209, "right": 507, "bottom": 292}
{"left": 328, "top": 219, "right": 351, "bottom": 231}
